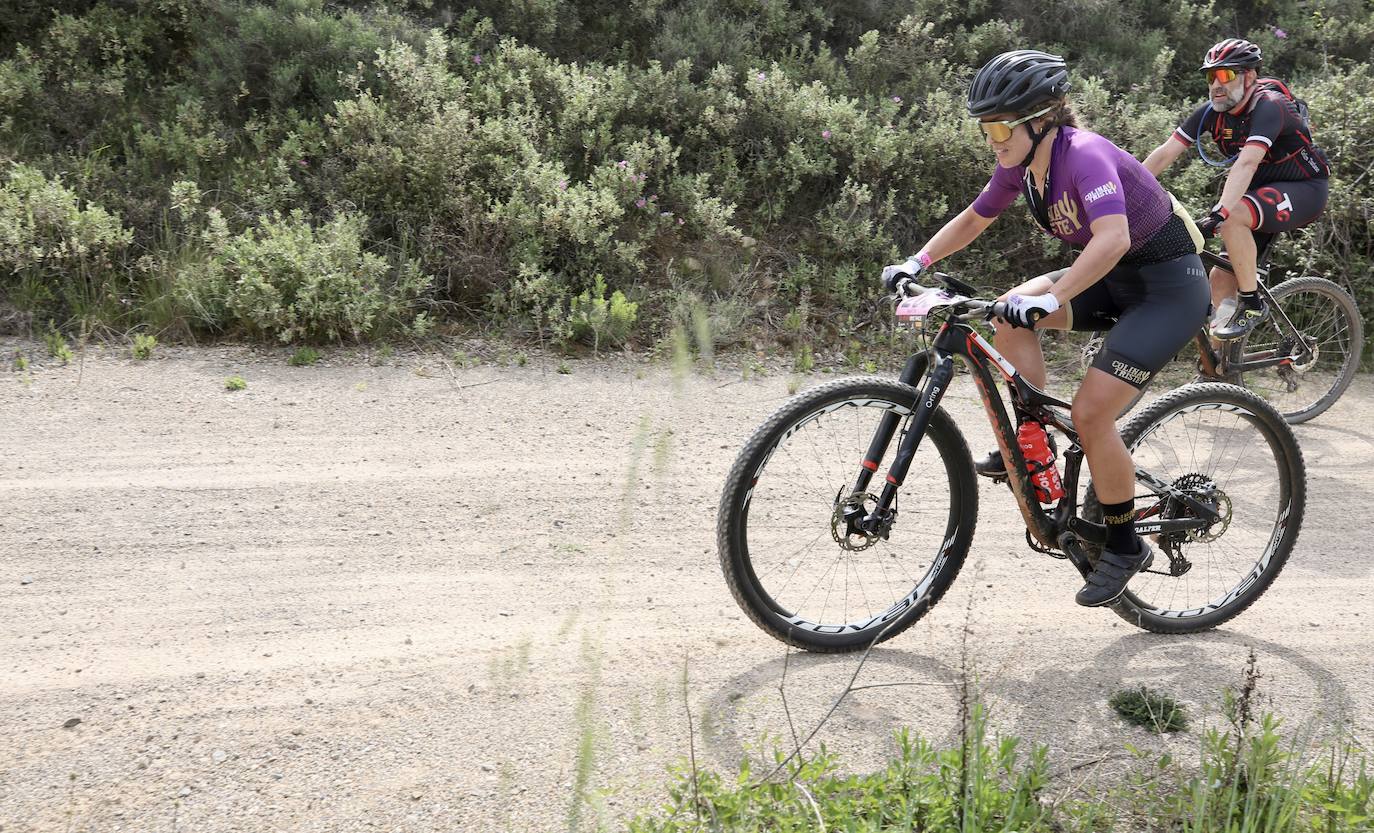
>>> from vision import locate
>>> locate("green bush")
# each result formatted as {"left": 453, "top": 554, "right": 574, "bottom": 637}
{"left": 0, "top": 0, "right": 1369, "bottom": 353}
{"left": 0, "top": 163, "right": 132, "bottom": 322}
{"left": 568, "top": 274, "right": 637, "bottom": 349}
{"left": 174, "top": 209, "right": 431, "bottom": 342}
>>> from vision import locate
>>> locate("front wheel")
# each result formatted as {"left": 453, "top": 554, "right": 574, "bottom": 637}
{"left": 717, "top": 377, "right": 978, "bottom": 652}
{"left": 1086, "top": 383, "right": 1305, "bottom": 633}
{"left": 1235, "top": 276, "right": 1363, "bottom": 423}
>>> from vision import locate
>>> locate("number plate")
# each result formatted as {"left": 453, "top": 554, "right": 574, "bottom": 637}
{"left": 895, "top": 291, "right": 962, "bottom": 327}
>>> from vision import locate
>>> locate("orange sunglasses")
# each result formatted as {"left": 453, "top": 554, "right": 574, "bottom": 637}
{"left": 1207, "top": 67, "right": 1240, "bottom": 84}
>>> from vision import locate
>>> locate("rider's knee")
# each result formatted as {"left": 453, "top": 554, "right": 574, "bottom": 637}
{"left": 1070, "top": 395, "right": 1117, "bottom": 436}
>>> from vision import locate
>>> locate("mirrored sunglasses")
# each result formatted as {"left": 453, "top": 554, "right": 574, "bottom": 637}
{"left": 976, "top": 104, "right": 1054, "bottom": 143}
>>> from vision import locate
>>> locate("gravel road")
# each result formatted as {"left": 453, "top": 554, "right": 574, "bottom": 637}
{"left": 2, "top": 341, "right": 1370, "bottom": 832}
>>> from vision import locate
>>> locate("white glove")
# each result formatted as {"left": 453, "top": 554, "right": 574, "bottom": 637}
{"left": 1000, "top": 292, "right": 1060, "bottom": 329}
{"left": 881, "top": 253, "right": 930, "bottom": 293}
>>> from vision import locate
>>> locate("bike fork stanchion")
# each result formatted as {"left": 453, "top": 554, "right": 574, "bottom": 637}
{"left": 860, "top": 353, "right": 956, "bottom": 531}
{"left": 847, "top": 353, "right": 931, "bottom": 498}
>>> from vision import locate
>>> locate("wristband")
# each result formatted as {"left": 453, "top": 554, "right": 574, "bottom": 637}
{"left": 914, "top": 251, "right": 933, "bottom": 269}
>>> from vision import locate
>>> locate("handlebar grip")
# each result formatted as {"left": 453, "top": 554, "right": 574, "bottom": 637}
{"left": 988, "top": 301, "right": 1044, "bottom": 326}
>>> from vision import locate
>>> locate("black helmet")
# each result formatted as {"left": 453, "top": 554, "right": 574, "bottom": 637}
{"left": 1201, "top": 38, "right": 1262, "bottom": 70}
{"left": 966, "top": 50, "right": 1070, "bottom": 117}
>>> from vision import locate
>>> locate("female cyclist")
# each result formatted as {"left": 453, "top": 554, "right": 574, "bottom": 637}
{"left": 881, "top": 50, "right": 1210, "bottom": 607}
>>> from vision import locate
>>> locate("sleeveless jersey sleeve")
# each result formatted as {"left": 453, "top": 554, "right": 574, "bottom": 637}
{"left": 970, "top": 164, "right": 1021, "bottom": 219}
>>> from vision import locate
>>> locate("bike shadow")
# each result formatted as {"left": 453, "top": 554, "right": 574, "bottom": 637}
{"left": 700, "top": 646, "right": 964, "bottom": 768}
{"left": 983, "top": 628, "right": 1355, "bottom": 744}
{"left": 702, "top": 627, "right": 1355, "bottom": 772}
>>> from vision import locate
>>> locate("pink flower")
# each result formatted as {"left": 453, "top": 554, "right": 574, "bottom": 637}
{"left": 891, "top": 96, "right": 902, "bottom": 103}
{"left": 821, "top": 130, "right": 832, "bottom": 140}
{"left": 473, "top": 54, "right": 482, "bottom": 64}
{"left": 557, "top": 179, "right": 567, "bottom": 191}
{"left": 297, "top": 159, "right": 308, "bottom": 168}
{"left": 617, "top": 160, "right": 628, "bottom": 169}
{"left": 678, "top": 217, "right": 685, "bottom": 225}
{"left": 635, "top": 197, "right": 647, "bottom": 209}
{"left": 757, "top": 72, "right": 766, "bottom": 81}
{"left": 1273, "top": 27, "right": 1288, "bottom": 39}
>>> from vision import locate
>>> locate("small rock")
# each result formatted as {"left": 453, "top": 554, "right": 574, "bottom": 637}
{"left": 479, "top": 763, "right": 494, "bottom": 773}
{"left": 497, "top": 611, "right": 512, "bottom": 617}
{"left": 178, "top": 786, "right": 191, "bottom": 798}
{"left": 212, "top": 749, "right": 228, "bottom": 764}
{"left": 62, "top": 717, "right": 82, "bottom": 729}
{"left": 411, "top": 792, "right": 422, "bottom": 801}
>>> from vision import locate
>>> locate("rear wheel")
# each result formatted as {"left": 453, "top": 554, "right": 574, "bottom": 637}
{"left": 1235, "top": 276, "right": 1363, "bottom": 423}
{"left": 1085, "top": 383, "right": 1305, "bottom": 633}
{"left": 717, "top": 376, "right": 978, "bottom": 652}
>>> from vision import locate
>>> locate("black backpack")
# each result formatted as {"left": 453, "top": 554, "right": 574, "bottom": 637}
{"left": 1255, "top": 77, "right": 1312, "bottom": 132}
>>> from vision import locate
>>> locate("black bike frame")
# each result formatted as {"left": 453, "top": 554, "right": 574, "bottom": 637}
{"left": 1193, "top": 250, "right": 1312, "bottom": 379}
{"left": 851, "top": 307, "right": 1221, "bottom": 578}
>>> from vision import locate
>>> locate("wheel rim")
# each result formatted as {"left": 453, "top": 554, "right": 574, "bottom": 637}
{"left": 1240, "top": 286, "right": 1358, "bottom": 418}
{"left": 736, "top": 395, "right": 962, "bottom": 639}
{"left": 1118, "top": 398, "right": 1294, "bottom": 621}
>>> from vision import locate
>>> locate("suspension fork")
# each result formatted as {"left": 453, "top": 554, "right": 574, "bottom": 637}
{"left": 848, "top": 352, "right": 931, "bottom": 498}
{"left": 848, "top": 349, "right": 956, "bottom": 532}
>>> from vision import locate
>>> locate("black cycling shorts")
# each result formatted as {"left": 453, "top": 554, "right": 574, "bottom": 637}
{"left": 1233, "top": 178, "right": 1328, "bottom": 262}
{"left": 1045, "top": 253, "right": 1210, "bottom": 389}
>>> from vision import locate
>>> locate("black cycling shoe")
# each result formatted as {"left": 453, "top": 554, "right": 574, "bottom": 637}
{"left": 1213, "top": 301, "right": 1269, "bottom": 341}
{"left": 1076, "top": 538, "right": 1154, "bottom": 607}
{"left": 974, "top": 450, "right": 1006, "bottom": 477}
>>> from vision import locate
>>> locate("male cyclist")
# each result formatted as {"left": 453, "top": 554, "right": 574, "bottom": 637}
{"left": 882, "top": 50, "right": 1209, "bottom": 607}
{"left": 1143, "top": 38, "right": 1330, "bottom": 339}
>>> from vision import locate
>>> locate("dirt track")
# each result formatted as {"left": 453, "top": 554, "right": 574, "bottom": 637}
{"left": 2, "top": 341, "right": 1371, "bottom": 832}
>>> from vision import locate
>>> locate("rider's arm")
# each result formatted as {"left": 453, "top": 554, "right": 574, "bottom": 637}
{"left": 1213, "top": 144, "right": 1265, "bottom": 215}
{"left": 916, "top": 206, "right": 997, "bottom": 264}
{"left": 1047, "top": 214, "right": 1131, "bottom": 304}
{"left": 1143, "top": 137, "right": 1188, "bottom": 177}
{"left": 1146, "top": 104, "right": 1208, "bottom": 177}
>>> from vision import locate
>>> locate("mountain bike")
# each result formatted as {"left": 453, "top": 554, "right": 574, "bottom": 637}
{"left": 1076, "top": 244, "right": 1362, "bottom": 424}
{"left": 718, "top": 273, "right": 1306, "bottom": 653}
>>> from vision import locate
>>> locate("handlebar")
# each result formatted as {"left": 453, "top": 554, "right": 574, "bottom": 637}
{"left": 893, "top": 274, "right": 1016, "bottom": 323}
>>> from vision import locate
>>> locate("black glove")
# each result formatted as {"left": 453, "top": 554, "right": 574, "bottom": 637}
{"left": 1195, "top": 206, "right": 1228, "bottom": 238}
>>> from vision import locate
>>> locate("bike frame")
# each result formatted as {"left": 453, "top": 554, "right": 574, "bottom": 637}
{"left": 1193, "top": 250, "right": 1313, "bottom": 380}
{"left": 848, "top": 299, "right": 1221, "bottom": 578}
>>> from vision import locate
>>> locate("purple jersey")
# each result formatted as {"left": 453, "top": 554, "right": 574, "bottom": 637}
{"left": 971, "top": 126, "right": 1172, "bottom": 255}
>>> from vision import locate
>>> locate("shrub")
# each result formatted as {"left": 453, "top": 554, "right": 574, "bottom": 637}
{"left": 0, "top": 164, "right": 132, "bottom": 321}
{"left": 131, "top": 333, "right": 157, "bottom": 359}
{"left": 174, "top": 210, "right": 431, "bottom": 343}
{"left": 568, "top": 274, "right": 638, "bottom": 349}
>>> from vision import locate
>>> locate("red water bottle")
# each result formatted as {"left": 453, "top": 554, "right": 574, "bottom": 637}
{"left": 1017, "top": 421, "right": 1064, "bottom": 504}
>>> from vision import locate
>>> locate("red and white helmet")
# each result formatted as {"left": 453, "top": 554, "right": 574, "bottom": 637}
{"left": 1201, "top": 38, "right": 1262, "bottom": 70}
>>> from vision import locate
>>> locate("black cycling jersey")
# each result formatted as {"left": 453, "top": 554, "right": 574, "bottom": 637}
{"left": 1175, "top": 89, "right": 1330, "bottom": 186}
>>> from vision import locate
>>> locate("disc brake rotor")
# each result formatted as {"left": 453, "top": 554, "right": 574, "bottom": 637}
{"left": 831, "top": 489, "right": 883, "bottom": 552}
